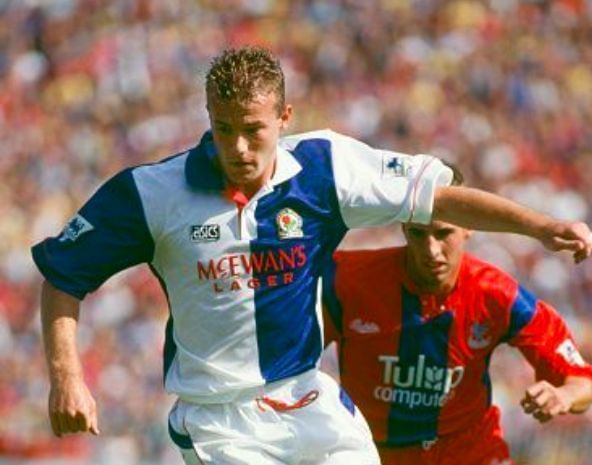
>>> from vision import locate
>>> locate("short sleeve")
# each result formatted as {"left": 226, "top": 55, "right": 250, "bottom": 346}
{"left": 327, "top": 131, "right": 452, "bottom": 227}
{"left": 508, "top": 296, "right": 592, "bottom": 385}
{"left": 31, "top": 168, "right": 154, "bottom": 299}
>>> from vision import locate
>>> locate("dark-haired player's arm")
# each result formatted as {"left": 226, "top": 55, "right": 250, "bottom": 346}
{"left": 521, "top": 376, "right": 592, "bottom": 423}
{"left": 433, "top": 185, "right": 592, "bottom": 263}
{"left": 41, "top": 280, "right": 100, "bottom": 437}
{"left": 563, "top": 376, "right": 592, "bottom": 413}
{"left": 506, "top": 298, "right": 592, "bottom": 423}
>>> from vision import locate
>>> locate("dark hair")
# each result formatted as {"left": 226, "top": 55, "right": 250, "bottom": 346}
{"left": 206, "top": 46, "right": 286, "bottom": 114}
{"left": 443, "top": 161, "right": 464, "bottom": 186}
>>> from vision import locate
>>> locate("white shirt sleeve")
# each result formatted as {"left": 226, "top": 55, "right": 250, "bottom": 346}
{"left": 325, "top": 130, "right": 452, "bottom": 228}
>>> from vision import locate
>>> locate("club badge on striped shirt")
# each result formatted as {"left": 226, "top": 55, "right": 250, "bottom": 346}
{"left": 467, "top": 322, "right": 492, "bottom": 349}
{"left": 276, "top": 208, "right": 303, "bottom": 239}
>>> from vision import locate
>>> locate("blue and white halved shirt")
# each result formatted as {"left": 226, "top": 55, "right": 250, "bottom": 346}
{"left": 32, "top": 129, "right": 452, "bottom": 402}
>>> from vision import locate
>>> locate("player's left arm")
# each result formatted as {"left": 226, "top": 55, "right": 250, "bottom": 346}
{"left": 506, "top": 292, "right": 592, "bottom": 423}
{"left": 433, "top": 186, "right": 592, "bottom": 263}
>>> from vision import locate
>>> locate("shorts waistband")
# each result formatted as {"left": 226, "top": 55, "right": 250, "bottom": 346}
{"left": 176, "top": 368, "right": 318, "bottom": 405}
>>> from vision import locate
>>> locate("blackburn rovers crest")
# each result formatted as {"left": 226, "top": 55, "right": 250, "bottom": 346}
{"left": 276, "top": 208, "right": 303, "bottom": 239}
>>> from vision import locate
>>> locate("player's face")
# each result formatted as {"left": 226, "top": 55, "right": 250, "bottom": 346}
{"left": 207, "top": 91, "right": 292, "bottom": 197}
{"left": 403, "top": 221, "right": 471, "bottom": 293}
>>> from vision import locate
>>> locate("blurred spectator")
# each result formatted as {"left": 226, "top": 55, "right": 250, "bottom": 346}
{"left": 2, "top": 0, "right": 592, "bottom": 463}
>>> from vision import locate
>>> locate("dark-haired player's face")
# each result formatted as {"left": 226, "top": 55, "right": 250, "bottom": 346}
{"left": 403, "top": 221, "right": 471, "bottom": 293}
{"left": 208, "top": 91, "right": 292, "bottom": 197}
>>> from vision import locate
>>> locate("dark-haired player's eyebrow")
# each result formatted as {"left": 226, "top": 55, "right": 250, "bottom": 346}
{"left": 434, "top": 227, "right": 455, "bottom": 239}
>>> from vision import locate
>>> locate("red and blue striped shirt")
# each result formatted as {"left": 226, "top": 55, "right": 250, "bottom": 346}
{"left": 323, "top": 247, "right": 592, "bottom": 447}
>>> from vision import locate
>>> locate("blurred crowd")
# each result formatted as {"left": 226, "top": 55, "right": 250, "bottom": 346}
{"left": 1, "top": 0, "right": 592, "bottom": 463}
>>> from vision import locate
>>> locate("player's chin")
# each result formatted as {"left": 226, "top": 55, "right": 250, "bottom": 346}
{"left": 227, "top": 170, "right": 258, "bottom": 186}
{"left": 426, "top": 268, "right": 449, "bottom": 283}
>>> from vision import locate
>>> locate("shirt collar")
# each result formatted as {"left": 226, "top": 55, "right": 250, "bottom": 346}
{"left": 185, "top": 131, "right": 225, "bottom": 191}
{"left": 270, "top": 144, "right": 302, "bottom": 186}
{"left": 185, "top": 131, "right": 302, "bottom": 192}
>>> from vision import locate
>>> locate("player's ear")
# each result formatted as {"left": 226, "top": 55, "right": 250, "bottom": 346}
{"left": 279, "top": 104, "right": 293, "bottom": 130}
{"left": 464, "top": 229, "right": 473, "bottom": 240}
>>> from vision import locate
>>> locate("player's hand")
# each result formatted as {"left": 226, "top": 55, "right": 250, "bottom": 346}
{"left": 520, "top": 381, "right": 572, "bottom": 423}
{"left": 540, "top": 221, "right": 592, "bottom": 264}
{"left": 48, "top": 376, "right": 100, "bottom": 437}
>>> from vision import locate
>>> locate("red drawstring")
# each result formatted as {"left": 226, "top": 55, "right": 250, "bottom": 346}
{"left": 255, "top": 390, "right": 319, "bottom": 412}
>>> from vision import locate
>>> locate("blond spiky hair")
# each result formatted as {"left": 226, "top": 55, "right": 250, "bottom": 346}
{"left": 206, "top": 46, "right": 286, "bottom": 114}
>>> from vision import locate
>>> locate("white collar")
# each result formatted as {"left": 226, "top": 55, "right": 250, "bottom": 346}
{"left": 269, "top": 145, "right": 302, "bottom": 187}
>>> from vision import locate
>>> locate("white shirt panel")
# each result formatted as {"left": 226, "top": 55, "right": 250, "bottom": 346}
{"left": 133, "top": 155, "right": 265, "bottom": 399}
{"left": 281, "top": 130, "right": 452, "bottom": 227}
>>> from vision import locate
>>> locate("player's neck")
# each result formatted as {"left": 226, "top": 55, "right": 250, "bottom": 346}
{"left": 227, "top": 159, "right": 277, "bottom": 200}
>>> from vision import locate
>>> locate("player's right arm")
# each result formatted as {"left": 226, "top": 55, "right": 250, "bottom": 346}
{"left": 42, "top": 281, "right": 99, "bottom": 437}
{"left": 32, "top": 168, "right": 155, "bottom": 435}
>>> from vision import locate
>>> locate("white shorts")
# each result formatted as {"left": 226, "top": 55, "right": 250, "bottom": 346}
{"left": 168, "top": 369, "right": 380, "bottom": 465}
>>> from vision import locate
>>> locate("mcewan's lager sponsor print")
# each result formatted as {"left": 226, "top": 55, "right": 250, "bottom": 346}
{"left": 196, "top": 244, "right": 307, "bottom": 293}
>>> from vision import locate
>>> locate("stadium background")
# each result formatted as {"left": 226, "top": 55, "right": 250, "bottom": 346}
{"left": 1, "top": 0, "right": 592, "bottom": 463}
